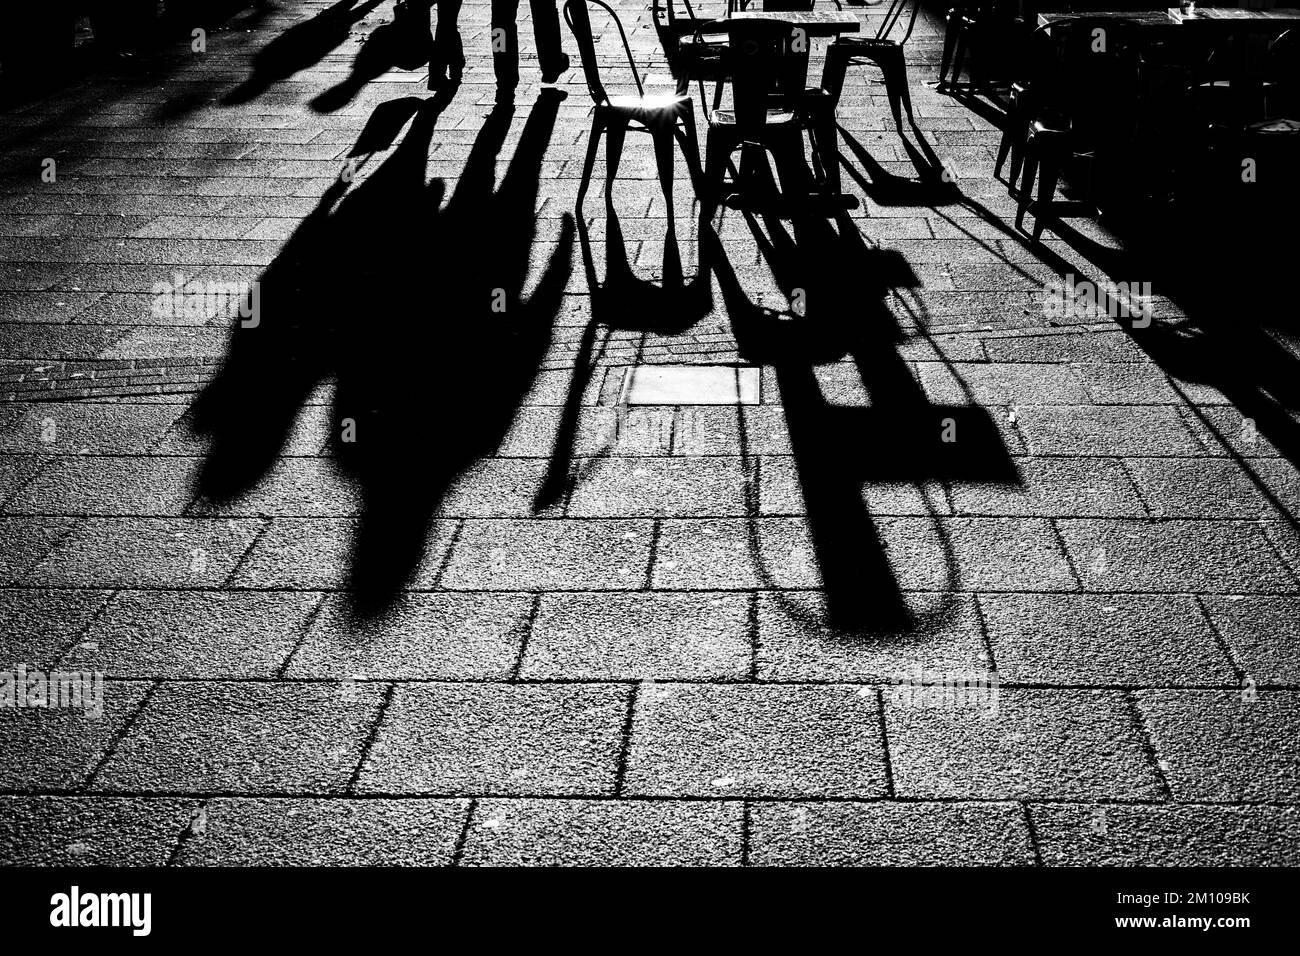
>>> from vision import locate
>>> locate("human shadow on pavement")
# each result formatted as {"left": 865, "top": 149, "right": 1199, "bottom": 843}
{"left": 310, "top": 3, "right": 433, "bottom": 113}
{"left": 223, "top": 0, "right": 386, "bottom": 105}
{"left": 191, "top": 89, "right": 574, "bottom": 615}
{"left": 702, "top": 205, "right": 1021, "bottom": 632}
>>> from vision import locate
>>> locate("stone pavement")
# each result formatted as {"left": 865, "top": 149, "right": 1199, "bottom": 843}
{"left": 1, "top": 0, "right": 1298, "bottom": 866}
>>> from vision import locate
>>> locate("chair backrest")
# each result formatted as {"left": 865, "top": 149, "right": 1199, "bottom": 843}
{"left": 874, "top": 0, "right": 920, "bottom": 42}
{"left": 1032, "top": 17, "right": 1143, "bottom": 139}
{"left": 725, "top": 17, "right": 798, "bottom": 132}
{"left": 564, "top": 0, "right": 643, "bottom": 105}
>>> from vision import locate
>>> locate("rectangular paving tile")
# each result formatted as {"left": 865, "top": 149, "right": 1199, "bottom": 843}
{"left": 7, "top": 457, "right": 198, "bottom": 516}
{"left": 653, "top": 518, "right": 820, "bottom": 590}
{"left": 0, "top": 403, "right": 180, "bottom": 454}
{"left": 1137, "top": 689, "right": 1300, "bottom": 802}
{"left": 0, "top": 681, "right": 149, "bottom": 790}
{"left": 1032, "top": 803, "right": 1300, "bottom": 866}
{"left": 0, "top": 796, "right": 198, "bottom": 865}
{"left": 439, "top": 519, "right": 653, "bottom": 590}
{"left": 614, "top": 365, "right": 760, "bottom": 406}
{"left": 195, "top": 458, "right": 361, "bottom": 517}
{"left": 1058, "top": 519, "right": 1298, "bottom": 593}
{"left": 1015, "top": 405, "right": 1201, "bottom": 456}
{"left": 0, "top": 589, "right": 110, "bottom": 668}
{"left": 916, "top": 362, "right": 1090, "bottom": 405}
{"left": 357, "top": 683, "right": 630, "bottom": 796}
{"left": 174, "top": 797, "right": 468, "bottom": 865}
{"left": 749, "top": 801, "right": 1035, "bottom": 866}
{"left": 760, "top": 457, "right": 949, "bottom": 517}
{"left": 435, "top": 459, "right": 559, "bottom": 517}
{"left": 521, "top": 592, "right": 751, "bottom": 681}
{"left": 947, "top": 457, "right": 1144, "bottom": 517}
{"left": 566, "top": 457, "right": 750, "bottom": 517}
{"left": 980, "top": 593, "right": 1234, "bottom": 686}
{"left": 623, "top": 684, "right": 888, "bottom": 798}
{"left": 884, "top": 688, "right": 1163, "bottom": 800}
{"left": 1201, "top": 596, "right": 1300, "bottom": 685}
{"left": 878, "top": 517, "right": 1078, "bottom": 592}
{"left": 0, "top": 517, "right": 78, "bottom": 585}
{"left": 64, "top": 590, "right": 318, "bottom": 679}
{"left": 757, "top": 591, "right": 990, "bottom": 681}
{"left": 461, "top": 798, "right": 742, "bottom": 866}
{"left": 94, "top": 681, "right": 386, "bottom": 794}
{"left": 1125, "top": 458, "right": 1275, "bottom": 519}
{"left": 286, "top": 592, "right": 530, "bottom": 680}
{"left": 25, "top": 517, "right": 263, "bottom": 588}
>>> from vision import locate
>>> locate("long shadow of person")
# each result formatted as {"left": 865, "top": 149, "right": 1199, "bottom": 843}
{"left": 311, "top": 2, "right": 433, "bottom": 113}
{"left": 223, "top": 0, "right": 386, "bottom": 106}
{"left": 190, "top": 89, "right": 573, "bottom": 616}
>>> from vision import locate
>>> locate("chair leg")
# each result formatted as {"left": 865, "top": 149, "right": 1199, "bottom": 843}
{"left": 820, "top": 42, "right": 851, "bottom": 105}
{"left": 813, "top": 113, "right": 840, "bottom": 193}
{"left": 713, "top": 78, "right": 725, "bottom": 113}
{"left": 995, "top": 128, "right": 1013, "bottom": 180}
{"left": 704, "top": 128, "right": 731, "bottom": 204}
{"left": 950, "top": 28, "right": 969, "bottom": 92}
{"left": 1016, "top": 147, "right": 1038, "bottom": 233}
{"left": 878, "top": 49, "right": 910, "bottom": 133}
{"left": 652, "top": 128, "right": 677, "bottom": 214}
{"left": 675, "top": 103, "right": 703, "bottom": 194}
{"left": 604, "top": 119, "right": 628, "bottom": 204}
{"left": 1032, "top": 159, "right": 1059, "bottom": 242}
{"left": 575, "top": 116, "right": 604, "bottom": 211}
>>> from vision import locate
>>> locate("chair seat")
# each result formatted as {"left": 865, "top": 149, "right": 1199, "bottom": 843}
{"left": 603, "top": 92, "right": 694, "bottom": 120}
{"left": 711, "top": 107, "right": 797, "bottom": 126}
{"left": 1246, "top": 117, "right": 1300, "bottom": 135}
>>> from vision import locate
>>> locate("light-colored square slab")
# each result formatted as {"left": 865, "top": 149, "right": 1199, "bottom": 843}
{"left": 617, "top": 365, "right": 760, "bottom": 406}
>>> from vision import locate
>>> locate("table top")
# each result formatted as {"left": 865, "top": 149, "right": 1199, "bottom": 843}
{"left": 726, "top": 10, "right": 863, "bottom": 34}
{"left": 1038, "top": 7, "right": 1300, "bottom": 28}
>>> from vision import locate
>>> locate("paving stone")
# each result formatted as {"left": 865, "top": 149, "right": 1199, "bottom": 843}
{"left": 0, "top": 403, "right": 179, "bottom": 454}
{"left": 653, "top": 518, "right": 820, "bottom": 589}
{"left": 916, "top": 362, "right": 1090, "bottom": 405}
{"left": 25, "top": 517, "right": 262, "bottom": 588}
{"left": 1015, "top": 405, "right": 1201, "bottom": 456}
{"left": 0, "top": 681, "right": 149, "bottom": 790}
{"left": 567, "top": 457, "right": 750, "bottom": 517}
{"left": 624, "top": 684, "right": 888, "bottom": 798}
{"left": 671, "top": 406, "right": 793, "bottom": 456}
{"left": 1201, "top": 596, "right": 1300, "bottom": 685}
{"left": 0, "top": 796, "right": 198, "bottom": 865}
{"left": 884, "top": 688, "right": 1163, "bottom": 799}
{"left": 175, "top": 797, "right": 468, "bottom": 865}
{"left": 95, "top": 681, "right": 386, "bottom": 794}
{"left": 1074, "top": 363, "right": 1182, "bottom": 404}
{"left": 615, "top": 365, "right": 760, "bottom": 405}
{"left": 1125, "top": 458, "right": 1276, "bottom": 519}
{"left": 461, "top": 798, "right": 742, "bottom": 866}
{"left": 358, "top": 683, "right": 629, "bottom": 796}
{"left": 749, "top": 801, "right": 1035, "bottom": 866}
{"left": 760, "top": 456, "right": 949, "bottom": 516}
{"left": 1185, "top": 406, "right": 1284, "bottom": 457}
{"left": 757, "top": 590, "right": 989, "bottom": 681}
{"left": 0, "top": 456, "right": 43, "bottom": 506}
{"left": 980, "top": 593, "right": 1234, "bottom": 686}
{"left": 522, "top": 592, "right": 751, "bottom": 681}
{"left": 196, "top": 458, "right": 361, "bottom": 517}
{"left": 0, "top": 589, "right": 110, "bottom": 668}
{"left": 0, "top": 517, "right": 78, "bottom": 585}
{"left": 1058, "top": 519, "right": 1298, "bottom": 594}
{"left": 64, "top": 590, "right": 318, "bottom": 679}
{"left": 440, "top": 519, "right": 653, "bottom": 590}
{"left": 7, "top": 456, "right": 199, "bottom": 516}
{"left": 436, "top": 459, "right": 560, "bottom": 517}
{"left": 1032, "top": 803, "right": 1300, "bottom": 865}
{"left": 1137, "top": 689, "right": 1300, "bottom": 802}
{"left": 948, "top": 457, "right": 1143, "bottom": 517}
{"left": 287, "top": 592, "right": 530, "bottom": 680}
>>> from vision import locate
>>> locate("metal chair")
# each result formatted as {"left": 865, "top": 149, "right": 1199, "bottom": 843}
{"left": 820, "top": 0, "right": 920, "bottom": 131}
{"left": 566, "top": 0, "right": 703, "bottom": 210}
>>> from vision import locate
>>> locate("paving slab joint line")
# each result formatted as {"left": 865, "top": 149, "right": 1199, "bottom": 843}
{"left": 741, "top": 800, "right": 752, "bottom": 867}
{"left": 82, "top": 679, "right": 160, "bottom": 792}
{"left": 275, "top": 591, "right": 331, "bottom": 679}
{"left": 1122, "top": 688, "right": 1173, "bottom": 801}
{"left": 508, "top": 593, "right": 543, "bottom": 682}
{"left": 875, "top": 687, "right": 897, "bottom": 799}
{"left": 428, "top": 519, "right": 465, "bottom": 589}
{"left": 1020, "top": 801, "right": 1045, "bottom": 866}
{"left": 970, "top": 594, "right": 999, "bottom": 675}
{"left": 165, "top": 796, "right": 211, "bottom": 867}
{"left": 1191, "top": 594, "right": 1247, "bottom": 686}
{"left": 1114, "top": 457, "right": 1157, "bottom": 520}
{"left": 216, "top": 516, "right": 271, "bottom": 588}
{"left": 449, "top": 798, "right": 478, "bottom": 867}
{"left": 346, "top": 682, "right": 396, "bottom": 795}
{"left": 49, "top": 587, "right": 119, "bottom": 670}
{"left": 1046, "top": 518, "right": 1085, "bottom": 590}
{"left": 612, "top": 682, "right": 640, "bottom": 798}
